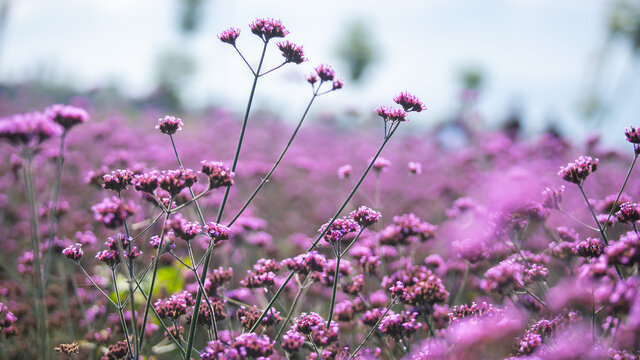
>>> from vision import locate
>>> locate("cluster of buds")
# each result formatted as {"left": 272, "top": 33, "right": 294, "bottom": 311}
{"left": 557, "top": 156, "right": 598, "bottom": 185}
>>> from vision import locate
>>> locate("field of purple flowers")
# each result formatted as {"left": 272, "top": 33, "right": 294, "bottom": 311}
{"left": 2, "top": 17, "right": 640, "bottom": 360}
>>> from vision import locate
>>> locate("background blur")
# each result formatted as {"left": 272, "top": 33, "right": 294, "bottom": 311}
{"left": 1, "top": 0, "right": 640, "bottom": 147}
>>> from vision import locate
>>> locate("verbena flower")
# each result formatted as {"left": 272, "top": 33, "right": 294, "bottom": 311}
{"left": 158, "top": 169, "right": 198, "bottom": 196}
{"left": 133, "top": 171, "right": 159, "bottom": 194}
{"left": 625, "top": 125, "right": 640, "bottom": 144}
{"left": 558, "top": 156, "right": 598, "bottom": 185}
{"left": 102, "top": 169, "right": 134, "bottom": 192}
{"left": 44, "top": 104, "right": 89, "bottom": 130}
{"left": 393, "top": 91, "right": 425, "bottom": 112}
{"left": 376, "top": 105, "right": 408, "bottom": 122}
{"left": 156, "top": 115, "right": 183, "bottom": 135}
{"left": 615, "top": 202, "right": 640, "bottom": 224}
{"left": 249, "top": 18, "right": 288, "bottom": 41}
{"left": 277, "top": 41, "right": 306, "bottom": 64}
{"left": 319, "top": 218, "right": 361, "bottom": 244}
{"left": 203, "top": 222, "right": 231, "bottom": 244}
{"left": 218, "top": 27, "right": 240, "bottom": 45}
{"left": 201, "top": 161, "right": 234, "bottom": 189}
{"left": 0, "top": 111, "right": 62, "bottom": 147}
{"left": 62, "top": 243, "right": 83, "bottom": 261}
{"left": 349, "top": 206, "right": 381, "bottom": 227}
{"left": 314, "top": 64, "right": 336, "bottom": 82}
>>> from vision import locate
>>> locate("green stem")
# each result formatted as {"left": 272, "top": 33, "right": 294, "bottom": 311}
{"left": 184, "top": 41, "right": 270, "bottom": 360}
{"left": 349, "top": 297, "right": 398, "bottom": 359}
{"left": 326, "top": 249, "right": 341, "bottom": 329}
{"left": 341, "top": 227, "right": 365, "bottom": 258}
{"left": 43, "top": 131, "right": 67, "bottom": 286}
{"left": 22, "top": 148, "right": 49, "bottom": 360}
{"left": 577, "top": 184, "right": 624, "bottom": 279}
{"left": 111, "top": 268, "right": 133, "bottom": 358}
{"left": 250, "top": 123, "right": 401, "bottom": 333}
{"left": 275, "top": 277, "right": 309, "bottom": 341}
{"left": 138, "top": 200, "right": 173, "bottom": 349}
{"left": 119, "top": 192, "right": 138, "bottom": 359}
{"left": 603, "top": 153, "right": 637, "bottom": 231}
{"left": 227, "top": 92, "right": 317, "bottom": 226}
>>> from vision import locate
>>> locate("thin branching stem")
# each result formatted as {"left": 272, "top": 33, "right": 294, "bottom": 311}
{"left": 44, "top": 131, "right": 67, "bottom": 285}
{"left": 603, "top": 152, "right": 638, "bottom": 231}
{"left": 350, "top": 297, "right": 398, "bottom": 359}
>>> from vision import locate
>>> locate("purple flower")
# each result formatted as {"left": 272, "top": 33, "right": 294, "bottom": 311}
{"left": 102, "top": 169, "right": 134, "bottom": 192}
{"left": 574, "top": 237, "right": 605, "bottom": 258}
{"left": 156, "top": 115, "right": 183, "bottom": 135}
{"left": 378, "top": 311, "right": 421, "bottom": 340}
{"left": 62, "top": 243, "right": 83, "bottom": 261}
{"left": 319, "top": 217, "right": 361, "bottom": 244}
{"left": 393, "top": 91, "right": 425, "bottom": 112}
{"left": 201, "top": 161, "right": 234, "bottom": 189}
{"left": 376, "top": 105, "right": 408, "bottom": 122}
{"left": 218, "top": 27, "right": 240, "bottom": 45}
{"left": 615, "top": 202, "right": 640, "bottom": 224}
{"left": 203, "top": 222, "right": 231, "bottom": 244}
{"left": 158, "top": 169, "right": 198, "bottom": 197}
{"left": 95, "top": 250, "right": 120, "bottom": 268}
{"left": 249, "top": 18, "right": 289, "bottom": 41}
{"left": 337, "top": 164, "right": 352, "bottom": 179}
{"left": 175, "top": 221, "right": 202, "bottom": 241}
{"left": 91, "top": 196, "right": 136, "bottom": 229}
{"left": 277, "top": 41, "right": 306, "bottom": 64}
{"left": 332, "top": 78, "right": 344, "bottom": 90}
{"left": 625, "top": 125, "right": 640, "bottom": 144}
{"left": 542, "top": 185, "right": 565, "bottom": 210}
{"left": 0, "top": 111, "right": 62, "bottom": 147}
{"left": 281, "top": 330, "right": 304, "bottom": 353}
{"left": 372, "top": 157, "right": 391, "bottom": 172}
{"left": 293, "top": 312, "right": 324, "bottom": 334}
{"left": 349, "top": 206, "right": 381, "bottom": 227}
{"left": 44, "top": 104, "right": 89, "bottom": 130}
{"left": 408, "top": 161, "right": 422, "bottom": 175}
{"left": 314, "top": 64, "right": 336, "bottom": 82}
{"left": 133, "top": 171, "right": 159, "bottom": 194}
{"left": 154, "top": 291, "right": 195, "bottom": 320}
{"left": 558, "top": 156, "right": 598, "bottom": 185}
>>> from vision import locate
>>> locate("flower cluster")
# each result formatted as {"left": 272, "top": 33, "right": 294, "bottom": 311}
{"left": 558, "top": 156, "right": 599, "bottom": 185}
{"left": 201, "top": 161, "right": 234, "bottom": 189}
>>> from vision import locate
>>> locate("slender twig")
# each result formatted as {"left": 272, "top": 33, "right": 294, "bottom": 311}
{"left": 350, "top": 297, "right": 398, "bottom": 359}
{"left": 75, "top": 261, "right": 118, "bottom": 307}
{"left": 185, "top": 40, "right": 269, "bottom": 360}
{"left": 326, "top": 242, "right": 341, "bottom": 329}
{"left": 111, "top": 268, "right": 133, "bottom": 357}
{"left": 259, "top": 61, "right": 286, "bottom": 77}
{"left": 250, "top": 123, "right": 402, "bottom": 333}
{"left": 603, "top": 151, "right": 638, "bottom": 231}
{"left": 119, "top": 191, "right": 138, "bottom": 359}
{"left": 558, "top": 207, "right": 599, "bottom": 231}
{"left": 275, "top": 276, "right": 310, "bottom": 341}
{"left": 43, "top": 131, "right": 67, "bottom": 285}
{"left": 341, "top": 227, "right": 365, "bottom": 258}
{"left": 577, "top": 184, "right": 623, "bottom": 279}
{"left": 131, "top": 212, "right": 164, "bottom": 241}
{"left": 234, "top": 46, "right": 255, "bottom": 76}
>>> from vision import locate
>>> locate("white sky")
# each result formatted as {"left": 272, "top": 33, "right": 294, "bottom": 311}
{"left": 1, "top": 0, "right": 637, "bottom": 147}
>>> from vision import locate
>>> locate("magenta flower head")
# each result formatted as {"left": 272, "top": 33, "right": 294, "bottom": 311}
{"left": 249, "top": 18, "right": 289, "bottom": 42}
{"left": 314, "top": 64, "right": 335, "bottom": 82}
{"left": 156, "top": 115, "right": 183, "bottom": 135}
{"left": 557, "top": 156, "right": 599, "bottom": 185}
{"left": 350, "top": 206, "right": 381, "bottom": 228}
{"left": 293, "top": 312, "right": 325, "bottom": 334}
{"left": 95, "top": 250, "right": 120, "bottom": 268}
{"left": 62, "top": 243, "right": 83, "bottom": 261}
{"left": 218, "top": 27, "right": 240, "bottom": 45}
{"left": 281, "top": 330, "right": 304, "bottom": 353}
{"left": 393, "top": 92, "right": 425, "bottom": 112}
{"left": 542, "top": 185, "right": 565, "bottom": 210}
{"left": 44, "top": 104, "right": 89, "bottom": 130}
{"left": 332, "top": 78, "right": 344, "bottom": 90}
{"left": 625, "top": 125, "right": 640, "bottom": 144}
{"left": 277, "top": 41, "right": 306, "bottom": 64}
{"left": 337, "top": 164, "right": 352, "bottom": 179}
{"left": 133, "top": 171, "right": 159, "bottom": 194}
{"left": 201, "top": 161, "right": 234, "bottom": 189}
{"left": 376, "top": 106, "right": 408, "bottom": 122}
{"left": 158, "top": 169, "right": 198, "bottom": 197}
{"left": 175, "top": 221, "right": 202, "bottom": 241}
{"left": 306, "top": 73, "right": 318, "bottom": 85}
{"left": 102, "top": 169, "right": 134, "bottom": 192}
{"left": 0, "top": 111, "right": 62, "bottom": 147}
{"left": 372, "top": 157, "right": 391, "bottom": 173}
{"left": 319, "top": 217, "right": 361, "bottom": 244}
{"left": 408, "top": 161, "right": 422, "bottom": 175}
{"left": 616, "top": 202, "right": 640, "bottom": 224}
{"left": 203, "top": 222, "right": 231, "bottom": 244}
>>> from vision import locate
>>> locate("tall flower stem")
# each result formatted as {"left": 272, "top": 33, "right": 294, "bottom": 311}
{"left": 603, "top": 153, "right": 638, "bottom": 231}
{"left": 111, "top": 268, "right": 133, "bottom": 358}
{"left": 577, "top": 184, "right": 623, "bottom": 279}
{"left": 326, "top": 241, "right": 342, "bottom": 329}
{"left": 275, "top": 276, "right": 310, "bottom": 341}
{"left": 250, "top": 123, "right": 401, "bottom": 333}
{"left": 184, "top": 40, "right": 269, "bottom": 360}
{"left": 349, "top": 297, "right": 398, "bottom": 359}
{"left": 118, "top": 192, "right": 138, "bottom": 359}
{"left": 43, "top": 131, "right": 68, "bottom": 285}
{"left": 227, "top": 91, "right": 317, "bottom": 226}
{"left": 138, "top": 199, "right": 173, "bottom": 349}
{"left": 22, "top": 148, "right": 49, "bottom": 360}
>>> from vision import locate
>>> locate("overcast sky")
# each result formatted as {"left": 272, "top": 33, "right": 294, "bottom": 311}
{"left": 1, "top": 0, "right": 637, "bottom": 147}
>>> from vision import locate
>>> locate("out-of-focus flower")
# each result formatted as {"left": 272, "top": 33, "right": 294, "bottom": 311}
{"left": 0, "top": 111, "right": 62, "bottom": 147}
{"left": 337, "top": 164, "right": 352, "bottom": 179}
{"left": 45, "top": 104, "right": 89, "bottom": 130}
{"left": 156, "top": 115, "right": 183, "bottom": 135}
{"left": 62, "top": 243, "right": 83, "bottom": 261}
{"left": 542, "top": 185, "right": 565, "bottom": 210}
{"left": 408, "top": 161, "right": 422, "bottom": 175}
{"left": 558, "top": 156, "right": 598, "bottom": 185}
{"left": 249, "top": 18, "right": 288, "bottom": 41}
